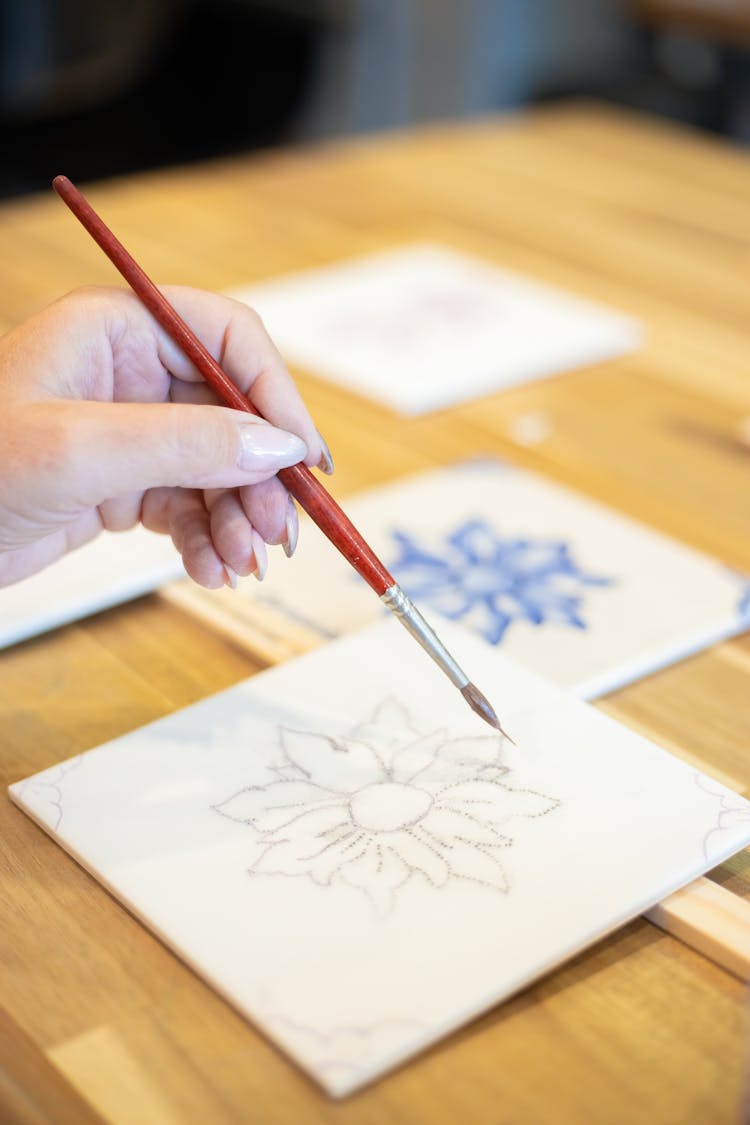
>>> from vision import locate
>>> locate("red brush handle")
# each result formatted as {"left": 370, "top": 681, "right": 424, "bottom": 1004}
{"left": 52, "top": 175, "right": 395, "bottom": 596}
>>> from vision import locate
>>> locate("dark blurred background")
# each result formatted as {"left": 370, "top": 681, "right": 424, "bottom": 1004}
{"left": 2, "top": 0, "right": 750, "bottom": 200}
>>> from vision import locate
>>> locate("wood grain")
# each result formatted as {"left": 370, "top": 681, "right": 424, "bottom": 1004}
{"left": 0, "top": 102, "right": 749, "bottom": 1123}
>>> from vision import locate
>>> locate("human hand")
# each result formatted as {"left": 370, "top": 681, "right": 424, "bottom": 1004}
{"left": 0, "top": 286, "right": 330, "bottom": 587}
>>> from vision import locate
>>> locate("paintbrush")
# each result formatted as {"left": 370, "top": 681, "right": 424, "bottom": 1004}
{"left": 52, "top": 174, "right": 508, "bottom": 736}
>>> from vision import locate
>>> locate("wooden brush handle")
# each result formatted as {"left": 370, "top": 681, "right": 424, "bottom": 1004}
{"left": 52, "top": 175, "right": 395, "bottom": 595}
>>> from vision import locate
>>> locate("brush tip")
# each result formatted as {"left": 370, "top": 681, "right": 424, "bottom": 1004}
{"left": 460, "top": 683, "right": 515, "bottom": 744}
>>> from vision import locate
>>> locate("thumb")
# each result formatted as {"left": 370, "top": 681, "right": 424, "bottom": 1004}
{"left": 25, "top": 400, "right": 307, "bottom": 507}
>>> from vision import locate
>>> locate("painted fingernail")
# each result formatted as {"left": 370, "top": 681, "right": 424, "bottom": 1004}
{"left": 283, "top": 497, "right": 299, "bottom": 558}
{"left": 316, "top": 431, "right": 334, "bottom": 475}
{"left": 238, "top": 423, "right": 307, "bottom": 473}
{"left": 251, "top": 529, "right": 268, "bottom": 582}
{"left": 223, "top": 565, "right": 238, "bottom": 590}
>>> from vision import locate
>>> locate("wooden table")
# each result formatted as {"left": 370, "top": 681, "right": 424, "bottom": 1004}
{"left": 1, "top": 102, "right": 749, "bottom": 1124}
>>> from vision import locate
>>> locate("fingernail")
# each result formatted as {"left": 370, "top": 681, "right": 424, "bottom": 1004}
{"left": 283, "top": 497, "right": 299, "bottom": 558}
{"left": 316, "top": 431, "right": 334, "bottom": 475}
{"left": 223, "top": 565, "right": 238, "bottom": 590}
{"left": 251, "top": 529, "right": 268, "bottom": 581}
{"left": 238, "top": 423, "right": 307, "bottom": 473}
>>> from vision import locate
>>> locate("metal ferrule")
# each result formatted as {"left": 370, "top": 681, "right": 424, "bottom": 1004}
{"left": 381, "top": 583, "right": 469, "bottom": 690}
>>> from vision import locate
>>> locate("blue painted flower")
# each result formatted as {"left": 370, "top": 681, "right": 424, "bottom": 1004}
{"left": 388, "top": 520, "right": 613, "bottom": 645}
{"left": 737, "top": 581, "right": 750, "bottom": 622}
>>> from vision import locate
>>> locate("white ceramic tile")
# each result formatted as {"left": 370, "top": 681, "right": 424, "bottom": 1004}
{"left": 10, "top": 618, "right": 750, "bottom": 1096}
{"left": 205, "top": 460, "right": 750, "bottom": 699}
{"left": 0, "top": 528, "right": 185, "bottom": 649}
{"left": 230, "top": 244, "right": 640, "bottom": 414}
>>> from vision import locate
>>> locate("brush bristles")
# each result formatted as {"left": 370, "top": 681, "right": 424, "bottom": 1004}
{"left": 460, "top": 683, "right": 515, "bottom": 743}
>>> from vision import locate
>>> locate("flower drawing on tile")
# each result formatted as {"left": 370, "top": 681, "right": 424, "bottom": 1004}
{"left": 387, "top": 519, "right": 614, "bottom": 645}
{"left": 213, "top": 699, "right": 559, "bottom": 914}
{"left": 696, "top": 772, "right": 750, "bottom": 861}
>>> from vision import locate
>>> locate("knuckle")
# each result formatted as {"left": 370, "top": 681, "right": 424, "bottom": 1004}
{"left": 234, "top": 300, "right": 275, "bottom": 353}
{"left": 236, "top": 300, "right": 263, "bottom": 331}
{"left": 56, "top": 285, "right": 118, "bottom": 322}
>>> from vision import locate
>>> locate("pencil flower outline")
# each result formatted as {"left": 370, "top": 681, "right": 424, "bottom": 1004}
{"left": 214, "top": 699, "right": 559, "bottom": 914}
